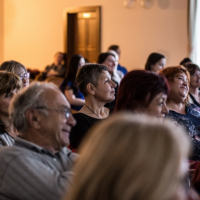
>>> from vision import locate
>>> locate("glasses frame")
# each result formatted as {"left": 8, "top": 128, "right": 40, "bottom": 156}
{"left": 19, "top": 72, "right": 30, "bottom": 80}
{"left": 35, "top": 106, "right": 71, "bottom": 118}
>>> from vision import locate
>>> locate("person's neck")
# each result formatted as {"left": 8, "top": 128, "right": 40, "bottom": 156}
{"left": 21, "top": 131, "right": 59, "bottom": 154}
{"left": 167, "top": 100, "right": 186, "bottom": 114}
{"left": 189, "top": 87, "right": 199, "bottom": 97}
{"left": 80, "top": 97, "right": 108, "bottom": 119}
{"left": 0, "top": 115, "right": 18, "bottom": 137}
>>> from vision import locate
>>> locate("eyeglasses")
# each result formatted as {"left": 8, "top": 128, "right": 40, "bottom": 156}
{"left": 35, "top": 106, "right": 71, "bottom": 118}
{"left": 19, "top": 72, "right": 30, "bottom": 80}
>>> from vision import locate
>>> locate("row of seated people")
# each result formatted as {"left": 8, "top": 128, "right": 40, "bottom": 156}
{"left": 0, "top": 55, "right": 200, "bottom": 199}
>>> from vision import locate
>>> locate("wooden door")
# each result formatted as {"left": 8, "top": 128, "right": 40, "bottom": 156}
{"left": 64, "top": 6, "right": 101, "bottom": 63}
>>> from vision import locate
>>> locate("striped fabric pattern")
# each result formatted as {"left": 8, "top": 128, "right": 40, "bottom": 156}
{"left": 0, "top": 132, "right": 14, "bottom": 148}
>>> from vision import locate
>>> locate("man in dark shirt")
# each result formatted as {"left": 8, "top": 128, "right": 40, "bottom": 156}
{"left": 0, "top": 82, "right": 77, "bottom": 200}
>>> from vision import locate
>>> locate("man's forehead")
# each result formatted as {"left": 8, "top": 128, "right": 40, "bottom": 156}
{"left": 43, "top": 88, "right": 70, "bottom": 108}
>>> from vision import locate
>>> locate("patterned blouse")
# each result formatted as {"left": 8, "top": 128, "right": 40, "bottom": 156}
{"left": 166, "top": 103, "right": 200, "bottom": 161}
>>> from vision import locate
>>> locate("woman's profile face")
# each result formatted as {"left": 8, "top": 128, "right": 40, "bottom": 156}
{"left": 190, "top": 70, "right": 200, "bottom": 88}
{"left": 144, "top": 92, "right": 168, "bottom": 122}
{"left": 151, "top": 58, "right": 166, "bottom": 73}
{"left": 102, "top": 55, "right": 116, "bottom": 75}
{"left": 93, "top": 71, "right": 116, "bottom": 103}
{"left": 13, "top": 67, "right": 29, "bottom": 87}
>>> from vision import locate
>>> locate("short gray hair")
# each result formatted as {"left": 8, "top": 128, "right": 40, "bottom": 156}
{"left": 9, "top": 81, "right": 60, "bottom": 133}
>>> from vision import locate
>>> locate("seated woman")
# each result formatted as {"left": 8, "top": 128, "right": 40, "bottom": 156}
{"left": 0, "top": 71, "right": 22, "bottom": 147}
{"left": 65, "top": 113, "right": 195, "bottom": 200}
{"left": 69, "top": 64, "right": 116, "bottom": 150}
{"left": 114, "top": 70, "right": 169, "bottom": 122}
{"left": 97, "top": 52, "right": 118, "bottom": 112}
{"left": 145, "top": 52, "right": 166, "bottom": 73}
{"left": 159, "top": 65, "right": 200, "bottom": 161}
{"left": 60, "top": 54, "right": 85, "bottom": 112}
{"left": 0, "top": 60, "right": 29, "bottom": 87}
{"left": 183, "top": 63, "right": 200, "bottom": 107}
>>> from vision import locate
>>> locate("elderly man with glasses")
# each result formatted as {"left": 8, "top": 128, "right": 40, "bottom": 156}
{"left": 0, "top": 82, "right": 77, "bottom": 200}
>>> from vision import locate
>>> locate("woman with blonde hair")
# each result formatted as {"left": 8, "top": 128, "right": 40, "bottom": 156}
{"left": 0, "top": 60, "right": 29, "bottom": 87}
{"left": 65, "top": 113, "right": 193, "bottom": 200}
{"left": 0, "top": 71, "right": 22, "bottom": 147}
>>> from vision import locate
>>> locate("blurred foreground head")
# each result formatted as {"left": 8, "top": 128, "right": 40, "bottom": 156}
{"left": 66, "top": 113, "right": 191, "bottom": 200}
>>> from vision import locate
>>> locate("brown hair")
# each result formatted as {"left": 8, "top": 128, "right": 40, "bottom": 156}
{"left": 0, "top": 60, "right": 27, "bottom": 74}
{"left": 0, "top": 71, "right": 22, "bottom": 95}
{"left": 183, "top": 63, "right": 200, "bottom": 76}
{"left": 159, "top": 65, "right": 190, "bottom": 103}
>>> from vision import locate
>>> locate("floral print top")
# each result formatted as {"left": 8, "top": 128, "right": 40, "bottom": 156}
{"left": 166, "top": 103, "right": 200, "bottom": 161}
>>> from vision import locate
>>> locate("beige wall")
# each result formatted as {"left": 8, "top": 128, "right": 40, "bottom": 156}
{"left": 2, "top": 0, "right": 187, "bottom": 71}
{"left": 0, "top": 0, "right": 4, "bottom": 64}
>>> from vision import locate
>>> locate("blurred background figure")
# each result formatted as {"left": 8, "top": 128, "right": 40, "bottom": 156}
{"left": 107, "top": 50, "right": 124, "bottom": 85}
{"left": 108, "top": 44, "right": 128, "bottom": 75}
{"left": 180, "top": 57, "right": 193, "bottom": 65}
{"left": 115, "top": 70, "right": 169, "bottom": 122}
{"left": 145, "top": 52, "right": 166, "bottom": 73}
{"left": 0, "top": 60, "right": 29, "bottom": 87}
{"left": 97, "top": 52, "right": 118, "bottom": 112}
{"left": 0, "top": 71, "right": 22, "bottom": 147}
{"left": 45, "top": 52, "right": 67, "bottom": 78}
{"left": 69, "top": 64, "right": 116, "bottom": 150}
{"left": 184, "top": 63, "right": 200, "bottom": 107}
{"left": 159, "top": 66, "right": 200, "bottom": 163}
{"left": 65, "top": 113, "right": 194, "bottom": 200}
{"left": 60, "top": 54, "right": 85, "bottom": 112}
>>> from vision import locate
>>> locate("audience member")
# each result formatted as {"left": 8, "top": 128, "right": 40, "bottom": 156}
{"left": 45, "top": 52, "right": 66, "bottom": 78}
{"left": 184, "top": 63, "right": 200, "bottom": 107}
{"left": 108, "top": 44, "right": 128, "bottom": 74}
{"left": 0, "top": 82, "right": 77, "bottom": 200}
{"left": 159, "top": 66, "right": 200, "bottom": 161}
{"left": 107, "top": 50, "right": 124, "bottom": 84}
{"left": 69, "top": 64, "right": 116, "bottom": 150}
{"left": 115, "top": 70, "right": 169, "bottom": 122}
{"left": 97, "top": 52, "right": 118, "bottom": 111}
{"left": 65, "top": 113, "right": 194, "bottom": 200}
{"left": 60, "top": 54, "right": 85, "bottom": 112}
{"left": 180, "top": 57, "right": 192, "bottom": 65}
{"left": 145, "top": 52, "right": 166, "bottom": 73}
{"left": 0, "top": 71, "right": 22, "bottom": 147}
{"left": 0, "top": 60, "right": 29, "bottom": 87}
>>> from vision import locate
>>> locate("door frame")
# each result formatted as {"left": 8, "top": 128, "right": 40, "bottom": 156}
{"left": 63, "top": 6, "right": 101, "bottom": 57}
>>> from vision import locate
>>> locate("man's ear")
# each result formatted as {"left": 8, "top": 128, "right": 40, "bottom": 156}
{"left": 86, "top": 83, "right": 96, "bottom": 96}
{"left": 25, "top": 109, "right": 41, "bottom": 129}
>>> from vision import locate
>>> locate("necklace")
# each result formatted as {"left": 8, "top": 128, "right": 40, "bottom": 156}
{"left": 84, "top": 104, "right": 108, "bottom": 119}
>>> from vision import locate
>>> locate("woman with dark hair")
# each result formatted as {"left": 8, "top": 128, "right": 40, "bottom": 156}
{"left": 69, "top": 64, "right": 116, "bottom": 150}
{"left": 60, "top": 54, "right": 85, "bottom": 112}
{"left": 180, "top": 57, "right": 192, "bottom": 65}
{"left": 97, "top": 52, "right": 118, "bottom": 112}
{"left": 145, "top": 53, "right": 166, "bottom": 73}
{"left": 159, "top": 66, "right": 200, "bottom": 162}
{"left": 183, "top": 63, "right": 200, "bottom": 107}
{"left": 0, "top": 71, "right": 22, "bottom": 147}
{"left": 0, "top": 60, "right": 29, "bottom": 87}
{"left": 115, "top": 70, "right": 169, "bottom": 122}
